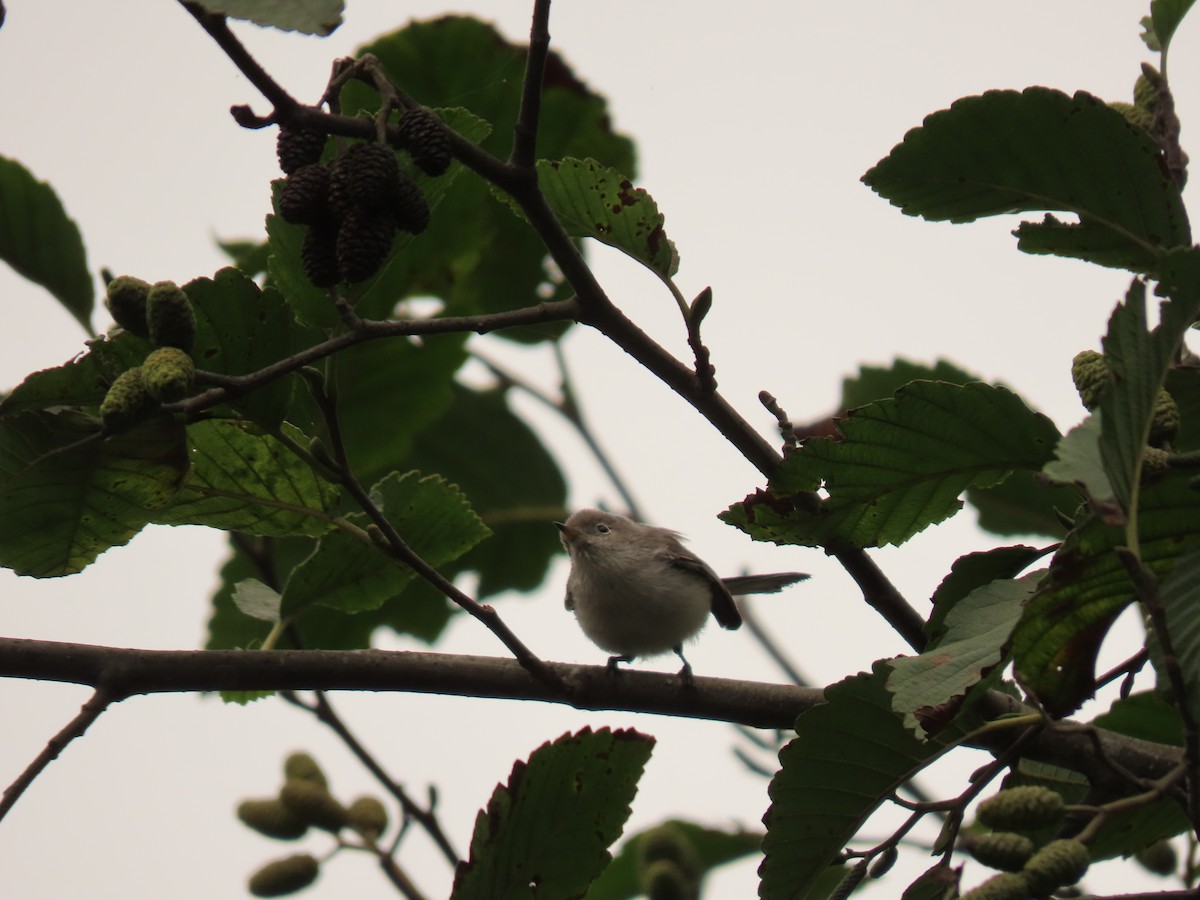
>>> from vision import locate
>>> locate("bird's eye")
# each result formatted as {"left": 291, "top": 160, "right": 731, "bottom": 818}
{"left": 595, "top": 523, "right": 610, "bottom": 535}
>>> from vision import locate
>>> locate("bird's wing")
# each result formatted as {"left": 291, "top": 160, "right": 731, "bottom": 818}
{"left": 668, "top": 553, "right": 742, "bottom": 631}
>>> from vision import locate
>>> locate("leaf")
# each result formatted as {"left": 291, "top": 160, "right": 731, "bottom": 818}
{"left": 189, "top": 0, "right": 342, "bottom": 35}
{"left": 1145, "top": 0, "right": 1198, "bottom": 53}
{"left": 759, "top": 663, "right": 982, "bottom": 900}
{"left": 1014, "top": 213, "right": 1165, "bottom": 272}
{"left": 216, "top": 237, "right": 271, "bottom": 279}
{"left": 1041, "top": 413, "right": 1119, "bottom": 515}
{"left": 583, "top": 819, "right": 761, "bottom": 900}
{"left": 1099, "top": 258, "right": 1200, "bottom": 512}
{"left": 926, "top": 545, "right": 1049, "bottom": 644}
{"left": 862, "top": 88, "right": 1190, "bottom": 269}
{"left": 280, "top": 470, "right": 488, "bottom": 618}
{"left": 185, "top": 268, "right": 295, "bottom": 430}
{"left": 722, "top": 381, "right": 1061, "bottom": 549}
{"left": 888, "top": 572, "right": 1042, "bottom": 738}
{"left": 151, "top": 420, "right": 337, "bottom": 536}
{"left": 0, "top": 411, "right": 188, "bottom": 576}
{"left": 1013, "top": 471, "right": 1200, "bottom": 715}
{"left": 0, "top": 331, "right": 146, "bottom": 416}
{"left": 232, "top": 578, "right": 282, "bottom": 623}
{"left": 1156, "top": 547, "right": 1200, "bottom": 729}
{"left": 451, "top": 728, "right": 654, "bottom": 900}
{"left": 0, "top": 156, "right": 93, "bottom": 334}
{"left": 838, "top": 358, "right": 978, "bottom": 411}
{"left": 965, "top": 469, "right": 1078, "bottom": 539}
{"left": 498, "top": 158, "right": 678, "bottom": 281}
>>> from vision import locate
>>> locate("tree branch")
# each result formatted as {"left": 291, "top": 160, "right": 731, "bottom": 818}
{"left": 510, "top": 0, "right": 552, "bottom": 169}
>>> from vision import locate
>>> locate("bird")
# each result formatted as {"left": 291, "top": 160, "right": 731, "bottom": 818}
{"left": 555, "top": 508, "right": 808, "bottom": 683}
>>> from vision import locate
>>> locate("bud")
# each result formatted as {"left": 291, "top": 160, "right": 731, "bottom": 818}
{"left": 1071, "top": 350, "right": 1108, "bottom": 411}
{"left": 336, "top": 207, "right": 396, "bottom": 283}
{"left": 960, "top": 872, "right": 1030, "bottom": 900}
{"left": 236, "top": 798, "right": 309, "bottom": 840}
{"left": 391, "top": 173, "right": 430, "bottom": 235}
{"left": 1135, "top": 66, "right": 1161, "bottom": 111}
{"left": 142, "top": 346, "right": 195, "bottom": 403}
{"left": 1149, "top": 389, "right": 1180, "bottom": 447}
{"left": 301, "top": 221, "right": 341, "bottom": 288}
{"left": 1022, "top": 839, "right": 1090, "bottom": 895}
{"left": 146, "top": 281, "right": 197, "bottom": 352}
{"left": 100, "top": 367, "right": 156, "bottom": 431}
{"left": 640, "top": 860, "right": 696, "bottom": 900}
{"left": 248, "top": 853, "right": 319, "bottom": 897}
{"left": 1108, "top": 101, "right": 1154, "bottom": 131}
{"left": 105, "top": 275, "right": 151, "bottom": 339}
{"left": 1135, "top": 838, "right": 1177, "bottom": 876}
{"left": 976, "top": 786, "right": 1065, "bottom": 832}
{"left": 346, "top": 795, "right": 389, "bottom": 841}
{"left": 328, "top": 142, "right": 400, "bottom": 218}
{"left": 279, "top": 778, "right": 347, "bottom": 832}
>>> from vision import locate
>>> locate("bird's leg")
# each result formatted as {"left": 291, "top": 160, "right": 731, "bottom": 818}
{"left": 606, "top": 654, "right": 634, "bottom": 674}
{"left": 673, "top": 645, "right": 695, "bottom": 688}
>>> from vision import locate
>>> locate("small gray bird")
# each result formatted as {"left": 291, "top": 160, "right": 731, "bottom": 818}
{"left": 555, "top": 509, "right": 808, "bottom": 683}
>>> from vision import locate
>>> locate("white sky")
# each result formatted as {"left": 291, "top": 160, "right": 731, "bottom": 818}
{"left": 1, "top": 2, "right": 1195, "bottom": 897}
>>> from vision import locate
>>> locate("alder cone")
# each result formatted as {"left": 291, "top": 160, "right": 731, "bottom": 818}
{"left": 395, "top": 108, "right": 451, "bottom": 176}
{"left": 276, "top": 124, "right": 326, "bottom": 175}
{"left": 301, "top": 221, "right": 341, "bottom": 288}
{"left": 391, "top": 173, "right": 430, "bottom": 234}
{"left": 336, "top": 208, "right": 397, "bottom": 283}
{"left": 279, "top": 164, "right": 330, "bottom": 225}
{"left": 328, "top": 142, "right": 400, "bottom": 219}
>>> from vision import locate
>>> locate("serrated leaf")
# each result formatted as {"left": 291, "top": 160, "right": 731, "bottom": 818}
{"left": 1014, "top": 213, "right": 1162, "bottom": 272}
{"left": 838, "top": 358, "right": 979, "bottom": 411}
{"left": 0, "top": 331, "right": 147, "bottom": 416}
{"left": 889, "top": 572, "right": 1042, "bottom": 738}
{"left": 584, "top": 819, "right": 762, "bottom": 900}
{"left": 1099, "top": 259, "right": 1200, "bottom": 512}
{"left": 189, "top": 0, "right": 342, "bottom": 35}
{"left": 151, "top": 420, "right": 337, "bottom": 536}
{"left": 185, "top": 268, "right": 295, "bottom": 430}
{"left": 759, "top": 663, "right": 982, "bottom": 900}
{"left": 1156, "top": 547, "right": 1200, "bottom": 728}
{"left": 1013, "top": 471, "right": 1200, "bottom": 715}
{"left": 0, "top": 411, "right": 188, "bottom": 576}
{"left": 965, "top": 469, "right": 1078, "bottom": 539}
{"left": 280, "top": 470, "right": 488, "bottom": 618}
{"left": 862, "top": 88, "right": 1190, "bottom": 269}
{"left": 0, "top": 156, "right": 93, "bottom": 334}
{"left": 722, "top": 382, "right": 1061, "bottom": 549}
{"left": 498, "top": 158, "right": 678, "bottom": 281}
{"left": 926, "top": 545, "right": 1048, "bottom": 643}
{"left": 451, "top": 727, "right": 654, "bottom": 900}
{"left": 1042, "top": 413, "right": 1118, "bottom": 514}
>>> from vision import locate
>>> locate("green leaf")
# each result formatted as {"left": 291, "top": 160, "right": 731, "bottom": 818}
{"left": 0, "top": 331, "right": 147, "bottom": 416}
{"left": 1156, "top": 547, "right": 1200, "bottom": 728}
{"left": 889, "top": 572, "right": 1041, "bottom": 738}
{"left": 1094, "top": 691, "right": 1183, "bottom": 748}
{"left": 450, "top": 728, "right": 654, "bottom": 900}
{"left": 1013, "top": 470, "right": 1200, "bottom": 715}
{"left": 0, "top": 156, "right": 93, "bottom": 335}
{"left": 965, "top": 469, "right": 1078, "bottom": 539}
{"left": 409, "top": 383, "right": 567, "bottom": 598}
{"left": 584, "top": 820, "right": 761, "bottom": 900}
{"left": 498, "top": 158, "right": 678, "bottom": 281}
{"left": 1144, "top": 0, "right": 1198, "bottom": 53}
{"left": 1100, "top": 259, "right": 1200, "bottom": 512}
{"left": 900, "top": 865, "right": 960, "bottom": 900}
{"left": 759, "top": 663, "right": 981, "bottom": 900}
{"left": 926, "top": 545, "right": 1049, "bottom": 643}
{"left": 1014, "top": 213, "right": 1166, "bottom": 272}
{"left": 232, "top": 577, "right": 282, "bottom": 623}
{"left": 0, "top": 411, "right": 187, "bottom": 576}
{"left": 189, "top": 0, "right": 342, "bottom": 35}
{"left": 280, "top": 470, "right": 488, "bottom": 618}
{"left": 862, "top": 88, "right": 1190, "bottom": 270}
{"left": 838, "top": 358, "right": 978, "bottom": 411}
{"left": 151, "top": 420, "right": 337, "bottom": 536}
{"left": 722, "top": 382, "right": 1061, "bottom": 549}
{"left": 216, "top": 237, "right": 271, "bottom": 280}
{"left": 1042, "top": 413, "right": 1118, "bottom": 513}
{"left": 185, "top": 268, "right": 295, "bottom": 430}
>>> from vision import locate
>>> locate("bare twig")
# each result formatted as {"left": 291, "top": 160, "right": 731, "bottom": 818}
{"left": 0, "top": 686, "right": 117, "bottom": 823}
{"left": 510, "top": 0, "right": 552, "bottom": 169}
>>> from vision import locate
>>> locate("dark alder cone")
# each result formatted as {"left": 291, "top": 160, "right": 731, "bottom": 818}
{"left": 391, "top": 172, "right": 430, "bottom": 234}
{"left": 301, "top": 221, "right": 341, "bottom": 288}
{"left": 279, "top": 164, "right": 330, "bottom": 225}
{"left": 328, "top": 142, "right": 399, "bottom": 219}
{"left": 336, "top": 207, "right": 397, "bottom": 282}
{"left": 395, "top": 108, "right": 451, "bottom": 176}
{"left": 275, "top": 124, "right": 326, "bottom": 175}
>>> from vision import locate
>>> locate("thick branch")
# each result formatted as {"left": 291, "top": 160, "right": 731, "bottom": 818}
{"left": 0, "top": 638, "right": 1182, "bottom": 790}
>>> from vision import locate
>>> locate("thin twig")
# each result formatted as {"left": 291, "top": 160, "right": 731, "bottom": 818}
{"left": 510, "top": 0, "right": 552, "bottom": 169}
{"left": 0, "top": 687, "right": 117, "bottom": 823}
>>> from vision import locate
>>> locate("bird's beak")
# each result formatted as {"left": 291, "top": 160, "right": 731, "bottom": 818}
{"left": 554, "top": 521, "right": 575, "bottom": 544}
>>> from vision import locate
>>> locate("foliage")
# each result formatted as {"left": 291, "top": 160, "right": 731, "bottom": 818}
{"left": 2, "top": 2, "right": 1200, "bottom": 899}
